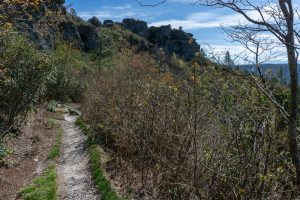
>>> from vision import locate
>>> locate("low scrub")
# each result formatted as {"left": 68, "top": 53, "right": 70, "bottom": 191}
{"left": 0, "top": 33, "right": 94, "bottom": 135}
{"left": 45, "top": 44, "right": 91, "bottom": 103}
{"left": 81, "top": 48, "right": 295, "bottom": 199}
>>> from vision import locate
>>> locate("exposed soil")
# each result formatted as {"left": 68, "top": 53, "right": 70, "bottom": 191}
{"left": 57, "top": 114, "right": 100, "bottom": 200}
{"left": 0, "top": 108, "right": 62, "bottom": 200}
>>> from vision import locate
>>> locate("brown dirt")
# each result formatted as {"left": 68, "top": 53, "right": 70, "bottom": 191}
{"left": 0, "top": 108, "right": 62, "bottom": 200}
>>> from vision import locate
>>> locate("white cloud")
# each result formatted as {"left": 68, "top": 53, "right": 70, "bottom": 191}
{"left": 100, "top": 4, "right": 132, "bottom": 10}
{"left": 149, "top": 3, "right": 295, "bottom": 30}
{"left": 77, "top": 4, "right": 150, "bottom": 21}
{"left": 78, "top": 10, "right": 148, "bottom": 21}
{"left": 149, "top": 11, "right": 243, "bottom": 29}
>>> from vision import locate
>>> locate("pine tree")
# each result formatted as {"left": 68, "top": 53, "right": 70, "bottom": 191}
{"left": 224, "top": 50, "right": 234, "bottom": 67}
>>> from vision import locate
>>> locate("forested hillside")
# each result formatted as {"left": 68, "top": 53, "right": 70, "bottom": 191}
{"left": 1, "top": 0, "right": 300, "bottom": 200}
{"left": 237, "top": 64, "right": 299, "bottom": 85}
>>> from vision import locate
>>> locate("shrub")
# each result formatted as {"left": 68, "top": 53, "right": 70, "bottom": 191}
{"left": 0, "top": 32, "right": 52, "bottom": 135}
{"left": 47, "top": 100, "right": 59, "bottom": 112}
{"left": 82, "top": 47, "right": 295, "bottom": 199}
{"left": 45, "top": 44, "right": 89, "bottom": 102}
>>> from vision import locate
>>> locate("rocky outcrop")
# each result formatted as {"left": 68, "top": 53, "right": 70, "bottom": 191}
{"left": 103, "top": 20, "right": 114, "bottom": 27}
{"left": 16, "top": 22, "right": 56, "bottom": 50}
{"left": 77, "top": 25, "right": 99, "bottom": 50}
{"left": 59, "top": 21, "right": 83, "bottom": 48}
{"left": 88, "top": 16, "right": 102, "bottom": 27}
{"left": 121, "top": 19, "right": 200, "bottom": 61}
{"left": 149, "top": 25, "right": 200, "bottom": 61}
{"left": 59, "top": 22, "right": 99, "bottom": 51}
{"left": 122, "top": 18, "right": 149, "bottom": 39}
{"left": 14, "top": 5, "right": 199, "bottom": 60}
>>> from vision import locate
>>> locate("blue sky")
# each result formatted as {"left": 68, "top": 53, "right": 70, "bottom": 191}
{"left": 65, "top": 0, "right": 300, "bottom": 62}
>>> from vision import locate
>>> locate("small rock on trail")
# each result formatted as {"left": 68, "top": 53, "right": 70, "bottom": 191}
{"left": 57, "top": 114, "right": 100, "bottom": 200}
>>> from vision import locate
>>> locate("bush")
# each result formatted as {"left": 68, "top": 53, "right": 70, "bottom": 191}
{"left": 82, "top": 48, "right": 295, "bottom": 199}
{"left": 47, "top": 100, "right": 59, "bottom": 112}
{"left": 45, "top": 44, "right": 89, "bottom": 102}
{"left": 0, "top": 32, "right": 52, "bottom": 135}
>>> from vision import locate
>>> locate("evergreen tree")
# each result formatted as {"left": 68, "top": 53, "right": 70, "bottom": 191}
{"left": 224, "top": 50, "right": 234, "bottom": 67}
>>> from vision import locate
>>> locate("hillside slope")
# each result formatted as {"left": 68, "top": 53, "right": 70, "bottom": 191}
{"left": 1, "top": 2, "right": 298, "bottom": 200}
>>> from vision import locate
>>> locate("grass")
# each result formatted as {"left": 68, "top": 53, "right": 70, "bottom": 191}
{"left": 76, "top": 118, "right": 119, "bottom": 199}
{"left": 21, "top": 164, "right": 57, "bottom": 200}
{"left": 48, "top": 128, "right": 63, "bottom": 159}
{"left": 75, "top": 118, "right": 92, "bottom": 136}
{"left": 89, "top": 144, "right": 119, "bottom": 200}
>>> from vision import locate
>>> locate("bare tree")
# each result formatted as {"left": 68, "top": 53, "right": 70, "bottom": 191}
{"left": 137, "top": 0, "right": 300, "bottom": 187}
{"left": 195, "top": 0, "right": 300, "bottom": 185}
{"left": 222, "top": 26, "right": 293, "bottom": 119}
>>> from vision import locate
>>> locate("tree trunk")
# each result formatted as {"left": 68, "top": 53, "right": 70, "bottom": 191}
{"left": 287, "top": 44, "right": 300, "bottom": 185}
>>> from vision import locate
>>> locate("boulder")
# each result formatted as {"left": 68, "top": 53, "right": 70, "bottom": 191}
{"left": 122, "top": 18, "right": 149, "bottom": 39}
{"left": 103, "top": 20, "right": 114, "bottom": 27}
{"left": 149, "top": 25, "right": 200, "bottom": 61}
{"left": 88, "top": 16, "right": 102, "bottom": 27}
{"left": 59, "top": 21, "right": 83, "bottom": 48}
{"left": 149, "top": 25, "right": 172, "bottom": 45}
{"left": 77, "top": 24, "right": 99, "bottom": 50}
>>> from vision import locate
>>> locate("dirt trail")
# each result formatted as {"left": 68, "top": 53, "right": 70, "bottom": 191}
{"left": 57, "top": 114, "right": 100, "bottom": 200}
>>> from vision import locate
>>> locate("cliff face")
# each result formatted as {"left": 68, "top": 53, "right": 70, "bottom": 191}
{"left": 122, "top": 18, "right": 149, "bottom": 39}
{"left": 149, "top": 25, "right": 200, "bottom": 61}
{"left": 120, "top": 18, "right": 200, "bottom": 61}
{"left": 58, "top": 16, "right": 200, "bottom": 61}
{"left": 12, "top": 3, "right": 200, "bottom": 61}
{"left": 11, "top": 2, "right": 99, "bottom": 51}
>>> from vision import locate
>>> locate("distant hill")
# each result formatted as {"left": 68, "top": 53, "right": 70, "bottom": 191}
{"left": 235, "top": 64, "right": 300, "bottom": 85}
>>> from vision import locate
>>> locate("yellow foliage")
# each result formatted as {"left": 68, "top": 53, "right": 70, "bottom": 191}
{"left": 238, "top": 188, "right": 246, "bottom": 195}
{"left": 259, "top": 174, "right": 267, "bottom": 181}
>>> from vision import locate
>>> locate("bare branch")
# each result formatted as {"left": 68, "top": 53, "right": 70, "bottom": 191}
{"left": 134, "top": 0, "right": 167, "bottom": 7}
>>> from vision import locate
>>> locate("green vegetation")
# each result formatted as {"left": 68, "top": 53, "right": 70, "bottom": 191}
{"left": 75, "top": 118, "right": 92, "bottom": 136}
{"left": 46, "top": 44, "right": 93, "bottom": 102}
{"left": 21, "top": 164, "right": 57, "bottom": 200}
{"left": 90, "top": 25, "right": 149, "bottom": 68}
{"left": 0, "top": 31, "right": 93, "bottom": 136}
{"left": 1, "top": 3, "right": 299, "bottom": 199}
{"left": 48, "top": 128, "right": 63, "bottom": 159}
{"left": 47, "top": 101, "right": 59, "bottom": 113}
{"left": 89, "top": 144, "right": 119, "bottom": 200}
{"left": 0, "top": 32, "right": 52, "bottom": 135}
{"left": 76, "top": 118, "right": 119, "bottom": 199}
{"left": 81, "top": 47, "right": 295, "bottom": 199}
